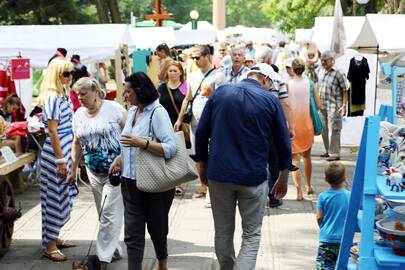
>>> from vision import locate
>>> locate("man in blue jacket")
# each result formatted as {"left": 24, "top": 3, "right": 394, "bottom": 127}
{"left": 195, "top": 63, "right": 292, "bottom": 270}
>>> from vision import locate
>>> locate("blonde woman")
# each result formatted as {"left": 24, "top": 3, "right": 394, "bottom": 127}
{"left": 39, "top": 57, "right": 78, "bottom": 261}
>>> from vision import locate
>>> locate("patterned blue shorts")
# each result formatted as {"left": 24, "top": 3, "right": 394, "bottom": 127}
{"left": 316, "top": 242, "right": 340, "bottom": 270}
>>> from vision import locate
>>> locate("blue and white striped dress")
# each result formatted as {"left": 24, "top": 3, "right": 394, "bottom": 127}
{"left": 40, "top": 93, "right": 78, "bottom": 248}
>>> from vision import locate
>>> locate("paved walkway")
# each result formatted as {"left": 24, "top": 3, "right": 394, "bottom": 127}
{"left": 0, "top": 138, "right": 357, "bottom": 270}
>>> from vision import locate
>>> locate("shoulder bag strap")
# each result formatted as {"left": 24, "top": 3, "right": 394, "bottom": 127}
{"left": 148, "top": 106, "right": 163, "bottom": 138}
{"left": 166, "top": 84, "right": 180, "bottom": 115}
{"left": 190, "top": 68, "right": 215, "bottom": 103}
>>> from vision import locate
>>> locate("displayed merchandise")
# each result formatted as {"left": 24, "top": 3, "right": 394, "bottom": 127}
{"left": 347, "top": 55, "right": 370, "bottom": 116}
{"left": 337, "top": 114, "right": 405, "bottom": 270}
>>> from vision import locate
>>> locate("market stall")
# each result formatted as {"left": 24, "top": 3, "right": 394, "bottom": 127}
{"left": 0, "top": 24, "right": 136, "bottom": 112}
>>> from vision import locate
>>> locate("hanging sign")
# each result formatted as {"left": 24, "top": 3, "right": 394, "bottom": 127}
{"left": 10, "top": 58, "right": 30, "bottom": 80}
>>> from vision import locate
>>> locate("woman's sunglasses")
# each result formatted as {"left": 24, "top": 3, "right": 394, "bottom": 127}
{"left": 62, "top": 71, "right": 73, "bottom": 78}
{"left": 191, "top": 56, "right": 201, "bottom": 60}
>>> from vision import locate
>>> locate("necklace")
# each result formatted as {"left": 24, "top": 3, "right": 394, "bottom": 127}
{"left": 86, "top": 100, "right": 103, "bottom": 117}
{"left": 167, "top": 81, "right": 181, "bottom": 89}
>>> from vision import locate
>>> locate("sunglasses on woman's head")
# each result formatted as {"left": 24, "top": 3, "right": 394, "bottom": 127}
{"left": 62, "top": 71, "right": 73, "bottom": 78}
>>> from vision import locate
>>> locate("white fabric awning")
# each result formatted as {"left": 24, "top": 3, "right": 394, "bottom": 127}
{"left": 129, "top": 27, "right": 175, "bottom": 49}
{"left": 349, "top": 14, "right": 405, "bottom": 52}
{"left": 0, "top": 24, "right": 135, "bottom": 69}
{"left": 312, "top": 16, "right": 365, "bottom": 52}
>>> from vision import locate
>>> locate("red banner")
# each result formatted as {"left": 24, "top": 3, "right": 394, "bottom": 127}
{"left": 10, "top": 58, "right": 30, "bottom": 80}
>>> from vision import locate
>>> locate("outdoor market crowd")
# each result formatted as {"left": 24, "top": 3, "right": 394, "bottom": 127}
{"left": 3, "top": 39, "right": 355, "bottom": 270}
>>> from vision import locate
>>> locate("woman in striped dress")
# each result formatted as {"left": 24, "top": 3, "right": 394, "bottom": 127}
{"left": 39, "top": 57, "right": 78, "bottom": 261}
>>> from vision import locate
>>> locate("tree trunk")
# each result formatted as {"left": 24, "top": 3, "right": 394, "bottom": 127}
{"left": 341, "top": 0, "right": 350, "bottom": 15}
{"left": 106, "top": 0, "right": 122, "bottom": 23}
{"left": 367, "top": 0, "right": 378, "bottom": 13}
{"left": 353, "top": 1, "right": 359, "bottom": 15}
{"left": 94, "top": 0, "right": 110, "bottom": 23}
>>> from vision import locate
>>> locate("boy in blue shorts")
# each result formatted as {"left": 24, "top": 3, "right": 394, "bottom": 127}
{"left": 316, "top": 161, "right": 351, "bottom": 270}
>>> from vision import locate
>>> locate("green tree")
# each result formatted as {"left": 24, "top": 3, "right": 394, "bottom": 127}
{"left": 0, "top": 0, "right": 98, "bottom": 25}
{"left": 226, "top": 0, "right": 269, "bottom": 27}
{"left": 262, "top": 0, "right": 333, "bottom": 33}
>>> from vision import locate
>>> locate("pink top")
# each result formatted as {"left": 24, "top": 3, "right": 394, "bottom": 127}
{"left": 70, "top": 91, "right": 81, "bottom": 112}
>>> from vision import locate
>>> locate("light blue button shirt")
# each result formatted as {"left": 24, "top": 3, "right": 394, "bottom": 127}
{"left": 120, "top": 100, "right": 176, "bottom": 180}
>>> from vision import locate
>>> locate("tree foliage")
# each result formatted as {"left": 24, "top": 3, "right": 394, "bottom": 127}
{"left": 0, "top": 0, "right": 98, "bottom": 25}
{"left": 262, "top": 0, "right": 333, "bottom": 33}
{"left": 0, "top": 0, "right": 402, "bottom": 34}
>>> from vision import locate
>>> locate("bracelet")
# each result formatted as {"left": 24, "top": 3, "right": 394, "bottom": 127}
{"left": 143, "top": 139, "right": 150, "bottom": 150}
{"left": 55, "top": 158, "right": 67, "bottom": 164}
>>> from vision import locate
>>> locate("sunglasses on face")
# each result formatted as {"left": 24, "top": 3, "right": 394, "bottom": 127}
{"left": 191, "top": 56, "right": 201, "bottom": 60}
{"left": 62, "top": 71, "right": 73, "bottom": 78}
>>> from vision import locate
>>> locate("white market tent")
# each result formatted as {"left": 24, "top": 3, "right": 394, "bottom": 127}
{"left": 312, "top": 16, "right": 365, "bottom": 52}
{"left": 349, "top": 14, "right": 405, "bottom": 52}
{"left": 294, "top": 28, "right": 313, "bottom": 43}
{"left": 174, "top": 21, "right": 217, "bottom": 45}
{"left": 311, "top": 16, "right": 375, "bottom": 146}
{"left": 0, "top": 24, "right": 135, "bottom": 69}
{"left": 129, "top": 27, "right": 176, "bottom": 49}
{"left": 217, "top": 25, "right": 280, "bottom": 44}
{"left": 180, "top": 21, "right": 217, "bottom": 31}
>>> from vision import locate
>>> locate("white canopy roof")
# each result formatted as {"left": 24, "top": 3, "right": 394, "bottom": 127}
{"left": 349, "top": 14, "right": 405, "bottom": 52}
{"left": 294, "top": 28, "right": 313, "bottom": 43}
{"left": 312, "top": 16, "right": 365, "bottom": 52}
{"left": 129, "top": 27, "right": 175, "bottom": 49}
{"left": 180, "top": 21, "right": 217, "bottom": 31}
{"left": 217, "top": 25, "right": 280, "bottom": 44}
{"left": 0, "top": 24, "right": 135, "bottom": 69}
{"left": 173, "top": 30, "right": 217, "bottom": 46}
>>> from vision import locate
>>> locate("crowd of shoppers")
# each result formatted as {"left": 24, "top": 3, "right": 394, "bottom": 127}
{"left": 32, "top": 39, "right": 351, "bottom": 270}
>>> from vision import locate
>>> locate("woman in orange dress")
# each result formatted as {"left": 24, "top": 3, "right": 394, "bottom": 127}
{"left": 287, "top": 58, "right": 321, "bottom": 200}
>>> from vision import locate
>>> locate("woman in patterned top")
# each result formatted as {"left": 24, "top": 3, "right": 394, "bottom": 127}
{"left": 67, "top": 77, "right": 126, "bottom": 270}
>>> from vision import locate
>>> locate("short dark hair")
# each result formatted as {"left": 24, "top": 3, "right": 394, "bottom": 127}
{"left": 3, "top": 94, "right": 21, "bottom": 108}
{"left": 325, "top": 161, "right": 346, "bottom": 185}
{"left": 125, "top": 72, "right": 159, "bottom": 105}
{"left": 71, "top": 63, "right": 89, "bottom": 86}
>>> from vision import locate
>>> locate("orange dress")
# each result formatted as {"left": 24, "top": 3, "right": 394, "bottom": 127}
{"left": 288, "top": 77, "right": 314, "bottom": 154}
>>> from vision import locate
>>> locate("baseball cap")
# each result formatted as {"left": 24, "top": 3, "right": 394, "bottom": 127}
{"left": 246, "top": 63, "right": 276, "bottom": 82}
{"left": 285, "top": 58, "right": 293, "bottom": 68}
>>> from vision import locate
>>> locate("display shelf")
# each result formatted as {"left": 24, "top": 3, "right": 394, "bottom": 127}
{"left": 374, "top": 244, "right": 405, "bottom": 267}
{"left": 336, "top": 114, "right": 405, "bottom": 270}
{"left": 376, "top": 175, "right": 405, "bottom": 200}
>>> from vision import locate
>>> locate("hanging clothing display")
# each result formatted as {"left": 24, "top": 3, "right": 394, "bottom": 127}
{"left": 0, "top": 69, "right": 16, "bottom": 103}
{"left": 347, "top": 56, "right": 370, "bottom": 116}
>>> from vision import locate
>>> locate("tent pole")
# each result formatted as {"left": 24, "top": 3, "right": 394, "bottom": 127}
{"left": 373, "top": 45, "right": 379, "bottom": 115}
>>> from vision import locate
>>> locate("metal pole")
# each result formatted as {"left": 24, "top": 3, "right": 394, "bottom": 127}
{"left": 373, "top": 45, "right": 379, "bottom": 116}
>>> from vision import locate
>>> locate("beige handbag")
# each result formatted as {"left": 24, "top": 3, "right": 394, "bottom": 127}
{"left": 136, "top": 106, "right": 198, "bottom": 192}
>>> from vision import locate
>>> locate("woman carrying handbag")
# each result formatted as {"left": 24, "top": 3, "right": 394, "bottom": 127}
{"left": 109, "top": 72, "right": 176, "bottom": 270}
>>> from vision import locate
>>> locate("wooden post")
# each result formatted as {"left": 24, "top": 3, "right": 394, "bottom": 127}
{"left": 114, "top": 47, "right": 124, "bottom": 106}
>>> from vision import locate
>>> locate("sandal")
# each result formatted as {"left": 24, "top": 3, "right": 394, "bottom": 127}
{"left": 56, "top": 239, "right": 76, "bottom": 249}
{"left": 43, "top": 249, "right": 67, "bottom": 262}
{"left": 306, "top": 186, "right": 314, "bottom": 195}
{"left": 175, "top": 186, "right": 184, "bottom": 196}
{"left": 192, "top": 191, "right": 206, "bottom": 199}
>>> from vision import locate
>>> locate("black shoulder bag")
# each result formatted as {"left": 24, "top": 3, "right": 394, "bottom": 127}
{"left": 182, "top": 68, "right": 215, "bottom": 123}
